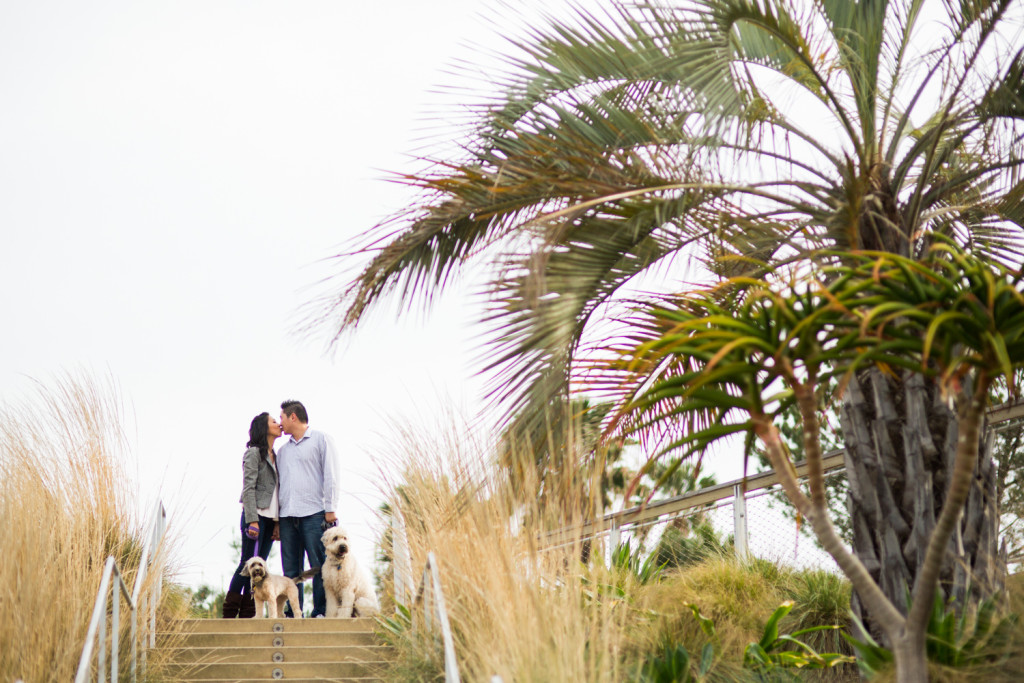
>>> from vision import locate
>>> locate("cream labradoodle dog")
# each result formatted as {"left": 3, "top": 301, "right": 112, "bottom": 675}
{"left": 321, "top": 526, "right": 379, "bottom": 618}
{"left": 240, "top": 556, "right": 319, "bottom": 619}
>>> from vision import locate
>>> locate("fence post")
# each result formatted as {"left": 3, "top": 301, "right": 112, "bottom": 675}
{"left": 733, "top": 483, "right": 748, "bottom": 561}
{"left": 392, "top": 510, "right": 414, "bottom": 610}
{"left": 422, "top": 564, "right": 434, "bottom": 634}
{"left": 608, "top": 519, "right": 621, "bottom": 569}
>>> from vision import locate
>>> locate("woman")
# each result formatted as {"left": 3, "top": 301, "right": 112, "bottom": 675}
{"left": 222, "top": 412, "right": 281, "bottom": 618}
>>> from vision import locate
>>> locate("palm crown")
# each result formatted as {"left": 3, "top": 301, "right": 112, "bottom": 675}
{"left": 329, "top": 0, "right": 1024, "bottom": 425}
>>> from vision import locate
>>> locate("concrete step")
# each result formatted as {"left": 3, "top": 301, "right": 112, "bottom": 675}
{"left": 176, "top": 679, "right": 384, "bottom": 683}
{"left": 174, "top": 618, "right": 377, "bottom": 633}
{"left": 164, "top": 660, "right": 383, "bottom": 679}
{"left": 164, "top": 644, "right": 390, "bottom": 664}
{"left": 160, "top": 630, "right": 381, "bottom": 648}
{"left": 155, "top": 617, "right": 391, "bottom": 681}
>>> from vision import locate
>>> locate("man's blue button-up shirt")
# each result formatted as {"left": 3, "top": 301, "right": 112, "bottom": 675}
{"left": 277, "top": 428, "right": 338, "bottom": 518}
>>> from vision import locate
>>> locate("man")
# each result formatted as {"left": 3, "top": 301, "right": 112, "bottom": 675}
{"left": 277, "top": 399, "right": 338, "bottom": 617}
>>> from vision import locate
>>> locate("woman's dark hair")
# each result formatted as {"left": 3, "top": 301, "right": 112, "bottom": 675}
{"left": 248, "top": 412, "right": 271, "bottom": 459}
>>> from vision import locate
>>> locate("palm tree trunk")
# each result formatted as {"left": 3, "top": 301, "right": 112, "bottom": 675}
{"left": 839, "top": 367, "right": 1004, "bottom": 647}
{"left": 892, "top": 631, "right": 929, "bottom": 683}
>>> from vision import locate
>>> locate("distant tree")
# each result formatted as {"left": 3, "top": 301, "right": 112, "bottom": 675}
{"left": 650, "top": 520, "right": 733, "bottom": 570}
{"left": 189, "top": 584, "right": 225, "bottom": 618}
{"left": 497, "top": 398, "right": 633, "bottom": 521}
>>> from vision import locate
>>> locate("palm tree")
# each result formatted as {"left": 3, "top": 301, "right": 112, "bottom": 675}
{"left": 322, "top": 0, "right": 1024, "bottom": 667}
{"left": 603, "top": 242, "right": 1024, "bottom": 680}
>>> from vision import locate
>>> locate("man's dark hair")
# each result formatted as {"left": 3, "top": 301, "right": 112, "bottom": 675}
{"left": 281, "top": 400, "right": 308, "bottom": 423}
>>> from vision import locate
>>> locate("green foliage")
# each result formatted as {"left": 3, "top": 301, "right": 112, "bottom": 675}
{"left": 637, "top": 605, "right": 715, "bottom": 683}
{"left": 845, "top": 593, "right": 1018, "bottom": 678}
{"left": 377, "top": 602, "right": 413, "bottom": 643}
{"left": 613, "top": 540, "right": 668, "bottom": 585}
{"left": 376, "top": 602, "right": 445, "bottom": 682}
{"left": 637, "top": 602, "right": 853, "bottom": 682}
{"left": 650, "top": 522, "right": 732, "bottom": 571}
{"left": 782, "top": 570, "right": 852, "bottom": 656}
{"left": 584, "top": 540, "right": 667, "bottom": 608}
{"left": 843, "top": 622, "right": 893, "bottom": 679}
{"left": 637, "top": 641, "right": 708, "bottom": 683}
{"left": 188, "top": 584, "right": 224, "bottom": 618}
{"left": 923, "top": 593, "right": 1018, "bottom": 667}
{"left": 743, "top": 601, "right": 854, "bottom": 676}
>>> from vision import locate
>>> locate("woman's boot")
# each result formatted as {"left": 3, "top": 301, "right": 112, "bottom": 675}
{"left": 221, "top": 592, "right": 243, "bottom": 618}
{"left": 238, "top": 592, "right": 257, "bottom": 618}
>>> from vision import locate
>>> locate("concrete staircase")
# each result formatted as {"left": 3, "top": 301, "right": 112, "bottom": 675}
{"left": 156, "top": 618, "right": 391, "bottom": 682}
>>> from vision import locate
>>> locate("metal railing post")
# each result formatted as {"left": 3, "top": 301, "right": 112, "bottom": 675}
{"left": 111, "top": 570, "right": 120, "bottom": 683}
{"left": 97, "top": 564, "right": 107, "bottom": 681}
{"left": 404, "top": 537, "right": 462, "bottom": 681}
{"left": 131, "top": 603, "right": 138, "bottom": 682}
{"left": 608, "top": 520, "right": 621, "bottom": 569}
{"left": 427, "top": 553, "right": 460, "bottom": 683}
{"left": 733, "top": 483, "right": 748, "bottom": 561}
{"left": 392, "top": 510, "right": 414, "bottom": 609}
{"left": 137, "top": 593, "right": 146, "bottom": 676}
{"left": 422, "top": 564, "right": 434, "bottom": 633}
{"left": 77, "top": 499, "right": 167, "bottom": 683}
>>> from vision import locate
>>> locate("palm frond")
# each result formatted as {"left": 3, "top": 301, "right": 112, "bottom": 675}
{"left": 316, "top": 0, "right": 1024, "bottom": 444}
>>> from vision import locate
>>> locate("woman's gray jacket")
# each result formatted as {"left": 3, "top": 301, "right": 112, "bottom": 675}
{"left": 239, "top": 446, "right": 277, "bottom": 524}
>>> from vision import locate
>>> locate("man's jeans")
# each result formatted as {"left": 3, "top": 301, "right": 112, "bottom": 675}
{"left": 278, "top": 512, "right": 326, "bottom": 617}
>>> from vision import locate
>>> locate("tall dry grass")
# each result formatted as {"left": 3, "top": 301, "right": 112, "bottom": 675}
{"left": 375, "top": 414, "right": 870, "bottom": 682}
{"left": 0, "top": 374, "right": 186, "bottom": 682}
{"left": 378, "top": 419, "right": 634, "bottom": 682}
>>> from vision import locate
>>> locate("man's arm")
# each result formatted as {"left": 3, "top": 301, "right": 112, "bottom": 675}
{"left": 322, "top": 433, "right": 339, "bottom": 523}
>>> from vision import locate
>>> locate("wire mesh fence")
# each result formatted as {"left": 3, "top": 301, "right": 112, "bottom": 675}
{"left": 593, "top": 464, "right": 852, "bottom": 574}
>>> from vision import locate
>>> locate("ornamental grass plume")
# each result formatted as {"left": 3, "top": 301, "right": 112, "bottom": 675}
{"left": 376, "top": 414, "right": 631, "bottom": 683}
{"left": 0, "top": 373, "right": 185, "bottom": 682}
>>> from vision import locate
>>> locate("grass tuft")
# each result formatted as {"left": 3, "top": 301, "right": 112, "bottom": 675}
{"left": 0, "top": 373, "right": 187, "bottom": 681}
{"left": 376, "top": 418, "right": 630, "bottom": 682}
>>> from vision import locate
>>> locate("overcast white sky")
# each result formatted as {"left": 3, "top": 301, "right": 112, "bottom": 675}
{"left": 0, "top": 0, "right": 887, "bottom": 592}
{"left": 0, "top": 0, "right": 557, "bottom": 589}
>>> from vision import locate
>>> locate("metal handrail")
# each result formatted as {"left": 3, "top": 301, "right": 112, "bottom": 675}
{"left": 541, "top": 451, "right": 847, "bottom": 549}
{"left": 75, "top": 499, "right": 167, "bottom": 683}
{"left": 415, "top": 552, "right": 461, "bottom": 683}
{"left": 391, "top": 511, "right": 461, "bottom": 682}
{"left": 539, "top": 399, "right": 1024, "bottom": 553}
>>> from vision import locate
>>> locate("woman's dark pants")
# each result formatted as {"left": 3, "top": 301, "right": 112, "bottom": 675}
{"left": 228, "top": 512, "right": 275, "bottom": 595}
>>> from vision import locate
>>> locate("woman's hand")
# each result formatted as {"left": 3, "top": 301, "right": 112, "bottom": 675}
{"left": 246, "top": 522, "right": 259, "bottom": 540}
{"left": 272, "top": 523, "right": 280, "bottom": 541}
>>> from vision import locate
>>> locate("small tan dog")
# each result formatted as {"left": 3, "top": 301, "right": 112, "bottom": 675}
{"left": 240, "top": 556, "right": 319, "bottom": 618}
{"left": 321, "top": 526, "right": 379, "bottom": 618}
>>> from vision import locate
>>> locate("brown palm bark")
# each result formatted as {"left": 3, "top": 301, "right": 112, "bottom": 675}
{"left": 839, "top": 367, "right": 1004, "bottom": 649}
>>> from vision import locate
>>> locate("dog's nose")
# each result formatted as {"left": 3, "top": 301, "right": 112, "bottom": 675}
{"left": 339, "top": 544, "right": 348, "bottom": 554}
